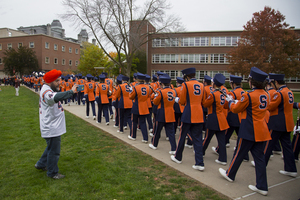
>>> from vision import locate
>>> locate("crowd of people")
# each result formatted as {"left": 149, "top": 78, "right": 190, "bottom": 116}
{"left": 5, "top": 67, "right": 299, "bottom": 195}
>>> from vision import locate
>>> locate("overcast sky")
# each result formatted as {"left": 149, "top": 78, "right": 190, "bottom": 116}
{"left": 1, "top": 0, "right": 299, "bottom": 40}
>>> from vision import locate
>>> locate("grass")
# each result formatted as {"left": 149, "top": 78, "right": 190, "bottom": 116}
{"left": 0, "top": 86, "right": 227, "bottom": 200}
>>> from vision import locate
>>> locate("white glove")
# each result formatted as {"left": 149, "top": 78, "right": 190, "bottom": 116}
{"left": 154, "top": 93, "right": 158, "bottom": 98}
{"left": 175, "top": 97, "right": 179, "bottom": 103}
{"left": 95, "top": 101, "right": 98, "bottom": 104}
{"left": 128, "top": 87, "right": 133, "bottom": 92}
{"left": 234, "top": 100, "right": 238, "bottom": 104}
{"left": 225, "top": 95, "right": 233, "bottom": 102}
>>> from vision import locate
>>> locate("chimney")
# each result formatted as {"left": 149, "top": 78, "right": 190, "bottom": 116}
{"left": 47, "top": 24, "right": 51, "bottom": 36}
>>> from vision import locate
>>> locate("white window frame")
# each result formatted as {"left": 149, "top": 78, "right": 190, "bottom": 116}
{"left": 69, "top": 47, "right": 72, "bottom": 53}
{"left": 45, "top": 42, "right": 49, "bottom": 49}
{"left": 29, "top": 42, "right": 34, "bottom": 48}
{"left": 54, "top": 58, "right": 58, "bottom": 64}
{"left": 69, "top": 60, "right": 72, "bottom": 66}
{"left": 75, "top": 48, "right": 78, "bottom": 54}
{"left": 0, "top": 43, "right": 3, "bottom": 50}
{"left": 54, "top": 44, "right": 58, "bottom": 51}
{"left": 62, "top": 59, "right": 66, "bottom": 65}
{"left": 75, "top": 60, "right": 79, "bottom": 66}
{"left": 7, "top": 43, "right": 12, "bottom": 50}
{"left": 45, "top": 57, "right": 50, "bottom": 64}
{"left": 62, "top": 45, "right": 65, "bottom": 52}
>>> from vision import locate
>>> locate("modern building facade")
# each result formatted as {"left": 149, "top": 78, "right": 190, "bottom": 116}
{"left": 0, "top": 34, "right": 80, "bottom": 77}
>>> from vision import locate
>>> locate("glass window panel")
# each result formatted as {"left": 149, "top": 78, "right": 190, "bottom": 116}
{"left": 220, "top": 37, "right": 226, "bottom": 46}
{"left": 195, "top": 37, "right": 200, "bottom": 46}
{"left": 194, "top": 54, "right": 200, "bottom": 63}
{"left": 165, "top": 54, "right": 170, "bottom": 63}
{"left": 182, "top": 38, "right": 189, "bottom": 46}
{"left": 219, "top": 54, "right": 225, "bottom": 63}
{"left": 226, "top": 37, "right": 231, "bottom": 46}
{"left": 188, "top": 54, "right": 194, "bottom": 63}
{"left": 232, "top": 37, "right": 238, "bottom": 46}
{"left": 189, "top": 38, "right": 194, "bottom": 46}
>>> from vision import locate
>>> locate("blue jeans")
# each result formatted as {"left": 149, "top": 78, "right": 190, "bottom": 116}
{"left": 36, "top": 136, "right": 61, "bottom": 177}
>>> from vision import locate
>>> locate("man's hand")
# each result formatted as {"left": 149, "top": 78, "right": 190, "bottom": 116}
{"left": 225, "top": 95, "right": 233, "bottom": 102}
{"left": 175, "top": 97, "right": 179, "bottom": 103}
{"left": 72, "top": 84, "right": 78, "bottom": 93}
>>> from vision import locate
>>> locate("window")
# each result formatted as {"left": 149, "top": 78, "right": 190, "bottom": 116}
{"left": 152, "top": 38, "right": 179, "bottom": 47}
{"left": 7, "top": 43, "right": 12, "bottom": 50}
{"left": 8, "top": 32, "right": 12, "bottom": 37}
{"left": 45, "top": 42, "right": 49, "bottom": 49}
{"left": 69, "top": 47, "right": 72, "bottom": 53}
{"left": 210, "top": 54, "right": 228, "bottom": 63}
{"left": 152, "top": 54, "right": 179, "bottom": 63}
{"left": 75, "top": 61, "right": 79, "bottom": 66}
{"left": 29, "top": 42, "right": 34, "bottom": 48}
{"left": 181, "top": 54, "right": 208, "bottom": 63}
{"left": 0, "top": 44, "right": 2, "bottom": 50}
{"left": 54, "top": 44, "right": 58, "bottom": 50}
{"left": 69, "top": 60, "right": 72, "bottom": 66}
{"left": 0, "top": 58, "right": 2, "bottom": 64}
{"left": 62, "top": 59, "right": 66, "bottom": 65}
{"left": 75, "top": 49, "right": 78, "bottom": 54}
{"left": 211, "top": 36, "right": 240, "bottom": 46}
{"left": 62, "top": 46, "right": 65, "bottom": 52}
{"left": 45, "top": 57, "right": 49, "bottom": 64}
{"left": 54, "top": 58, "right": 58, "bottom": 64}
{"left": 18, "top": 43, "right": 23, "bottom": 48}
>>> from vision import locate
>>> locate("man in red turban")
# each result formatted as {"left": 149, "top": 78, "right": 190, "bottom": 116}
{"left": 35, "top": 69, "right": 77, "bottom": 179}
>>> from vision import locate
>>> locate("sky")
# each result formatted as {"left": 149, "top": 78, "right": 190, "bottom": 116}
{"left": 1, "top": 0, "right": 299, "bottom": 41}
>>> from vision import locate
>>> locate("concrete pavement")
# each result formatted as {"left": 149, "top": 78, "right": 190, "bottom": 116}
{"left": 62, "top": 101, "right": 300, "bottom": 200}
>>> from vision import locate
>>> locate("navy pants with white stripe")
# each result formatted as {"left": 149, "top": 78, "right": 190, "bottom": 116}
{"left": 151, "top": 122, "right": 176, "bottom": 151}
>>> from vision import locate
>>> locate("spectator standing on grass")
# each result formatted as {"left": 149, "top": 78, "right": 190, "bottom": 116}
{"left": 14, "top": 76, "right": 21, "bottom": 96}
{"left": 35, "top": 69, "right": 77, "bottom": 179}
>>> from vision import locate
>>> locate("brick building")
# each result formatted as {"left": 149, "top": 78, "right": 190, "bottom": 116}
{"left": 130, "top": 21, "right": 300, "bottom": 89}
{"left": 0, "top": 33, "right": 80, "bottom": 77}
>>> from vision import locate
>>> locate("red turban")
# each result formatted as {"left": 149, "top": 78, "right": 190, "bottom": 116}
{"left": 43, "top": 69, "right": 62, "bottom": 83}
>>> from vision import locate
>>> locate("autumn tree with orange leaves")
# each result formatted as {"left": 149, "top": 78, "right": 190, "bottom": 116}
{"left": 227, "top": 6, "right": 300, "bottom": 78}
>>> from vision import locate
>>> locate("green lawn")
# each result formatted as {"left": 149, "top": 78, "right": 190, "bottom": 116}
{"left": 0, "top": 86, "right": 227, "bottom": 200}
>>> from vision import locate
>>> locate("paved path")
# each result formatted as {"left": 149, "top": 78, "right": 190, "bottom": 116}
{"left": 27, "top": 87, "right": 300, "bottom": 199}
{"left": 62, "top": 102, "right": 300, "bottom": 200}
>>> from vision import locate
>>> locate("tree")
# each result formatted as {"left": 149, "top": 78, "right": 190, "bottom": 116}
{"left": 227, "top": 6, "right": 300, "bottom": 78}
{"left": 3, "top": 46, "right": 39, "bottom": 76}
{"left": 78, "top": 43, "right": 109, "bottom": 76}
{"left": 62, "top": 0, "right": 184, "bottom": 77}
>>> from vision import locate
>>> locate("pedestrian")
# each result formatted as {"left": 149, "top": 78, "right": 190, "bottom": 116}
{"left": 263, "top": 73, "right": 297, "bottom": 177}
{"left": 170, "top": 67, "right": 206, "bottom": 171}
{"left": 14, "top": 76, "right": 21, "bottom": 96}
{"left": 219, "top": 67, "right": 271, "bottom": 196}
{"left": 35, "top": 69, "right": 77, "bottom": 179}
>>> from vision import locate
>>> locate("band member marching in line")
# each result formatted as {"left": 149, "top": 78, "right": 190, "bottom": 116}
{"left": 76, "top": 73, "right": 86, "bottom": 106}
{"left": 149, "top": 74, "right": 177, "bottom": 154}
{"left": 83, "top": 74, "right": 96, "bottom": 120}
{"left": 219, "top": 67, "right": 271, "bottom": 196}
{"left": 174, "top": 77, "right": 185, "bottom": 135}
{"left": 145, "top": 75, "right": 154, "bottom": 134}
{"left": 171, "top": 68, "right": 206, "bottom": 171}
{"left": 263, "top": 73, "right": 297, "bottom": 177}
{"left": 202, "top": 73, "right": 229, "bottom": 165}
{"left": 112, "top": 75, "right": 123, "bottom": 129}
{"left": 293, "top": 102, "right": 300, "bottom": 162}
{"left": 128, "top": 72, "right": 150, "bottom": 143}
{"left": 115, "top": 75, "right": 133, "bottom": 134}
{"left": 95, "top": 74, "right": 110, "bottom": 125}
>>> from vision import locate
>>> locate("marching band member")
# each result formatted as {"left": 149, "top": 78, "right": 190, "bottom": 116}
{"left": 95, "top": 74, "right": 110, "bottom": 125}
{"left": 219, "top": 67, "right": 271, "bottom": 196}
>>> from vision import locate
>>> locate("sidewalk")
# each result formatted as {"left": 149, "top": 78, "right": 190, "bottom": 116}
{"left": 62, "top": 101, "right": 299, "bottom": 200}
